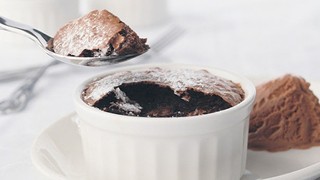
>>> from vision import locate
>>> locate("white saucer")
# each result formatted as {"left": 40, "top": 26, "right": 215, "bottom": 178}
{"left": 32, "top": 113, "right": 320, "bottom": 180}
{"left": 31, "top": 113, "right": 86, "bottom": 180}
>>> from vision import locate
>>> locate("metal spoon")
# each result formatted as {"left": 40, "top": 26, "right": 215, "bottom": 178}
{"left": 0, "top": 60, "right": 59, "bottom": 114}
{"left": 0, "top": 26, "right": 186, "bottom": 114}
{"left": 0, "top": 16, "right": 147, "bottom": 67}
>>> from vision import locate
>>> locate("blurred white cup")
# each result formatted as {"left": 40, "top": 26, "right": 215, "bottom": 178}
{"left": 0, "top": 0, "right": 79, "bottom": 47}
{"left": 80, "top": 0, "right": 168, "bottom": 28}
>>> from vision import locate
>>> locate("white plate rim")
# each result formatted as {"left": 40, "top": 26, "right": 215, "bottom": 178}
{"left": 31, "top": 109, "right": 320, "bottom": 180}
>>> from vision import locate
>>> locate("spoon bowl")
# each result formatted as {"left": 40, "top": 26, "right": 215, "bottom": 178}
{"left": 0, "top": 16, "right": 147, "bottom": 67}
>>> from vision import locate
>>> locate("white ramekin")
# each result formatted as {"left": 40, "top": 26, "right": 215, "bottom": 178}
{"left": 74, "top": 64, "right": 256, "bottom": 180}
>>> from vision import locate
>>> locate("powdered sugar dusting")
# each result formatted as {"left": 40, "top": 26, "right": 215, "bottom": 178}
{"left": 82, "top": 67, "right": 245, "bottom": 106}
{"left": 112, "top": 87, "right": 142, "bottom": 114}
{"left": 53, "top": 10, "right": 124, "bottom": 56}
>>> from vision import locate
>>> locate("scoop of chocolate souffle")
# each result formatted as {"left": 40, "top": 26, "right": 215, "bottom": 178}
{"left": 82, "top": 67, "right": 245, "bottom": 117}
{"left": 51, "top": 10, "right": 149, "bottom": 57}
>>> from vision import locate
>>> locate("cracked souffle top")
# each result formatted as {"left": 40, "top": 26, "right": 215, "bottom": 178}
{"left": 81, "top": 67, "right": 245, "bottom": 117}
{"left": 51, "top": 10, "right": 149, "bottom": 57}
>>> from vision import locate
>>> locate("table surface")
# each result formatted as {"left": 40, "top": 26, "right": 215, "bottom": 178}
{"left": 1, "top": 0, "right": 320, "bottom": 179}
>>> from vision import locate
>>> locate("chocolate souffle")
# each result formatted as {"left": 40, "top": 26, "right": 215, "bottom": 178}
{"left": 82, "top": 68, "right": 245, "bottom": 117}
{"left": 50, "top": 10, "right": 149, "bottom": 57}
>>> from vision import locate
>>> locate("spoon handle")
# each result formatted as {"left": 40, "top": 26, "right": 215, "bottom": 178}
{"left": 0, "top": 16, "right": 51, "bottom": 47}
{"left": 0, "top": 60, "right": 60, "bottom": 114}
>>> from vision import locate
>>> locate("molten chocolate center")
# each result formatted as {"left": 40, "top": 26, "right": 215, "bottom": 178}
{"left": 93, "top": 82, "right": 232, "bottom": 117}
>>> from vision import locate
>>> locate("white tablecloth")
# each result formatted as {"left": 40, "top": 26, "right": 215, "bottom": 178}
{"left": 1, "top": 0, "right": 320, "bottom": 179}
